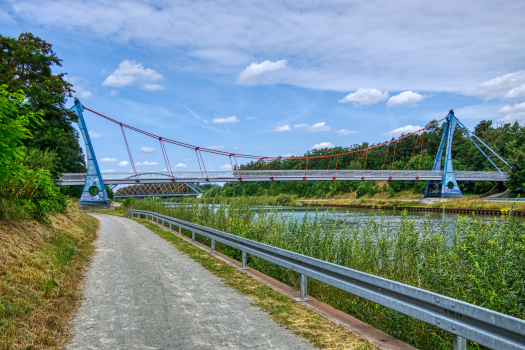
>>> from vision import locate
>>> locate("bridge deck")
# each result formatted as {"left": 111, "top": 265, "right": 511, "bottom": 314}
{"left": 59, "top": 170, "right": 507, "bottom": 185}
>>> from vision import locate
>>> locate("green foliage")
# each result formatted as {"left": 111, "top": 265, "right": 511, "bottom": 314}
{"left": 129, "top": 199, "right": 525, "bottom": 349}
{"left": 0, "top": 85, "right": 43, "bottom": 184}
{"left": 0, "top": 33, "right": 85, "bottom": 176}
{"left": 356, "top": 185, "right": 368, "bottom": 198}
{"left": 105, "top": 185, "right": 114, "bottom": 200}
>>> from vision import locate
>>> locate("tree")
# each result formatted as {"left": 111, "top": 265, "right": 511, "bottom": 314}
{"left": 0, "top": 85, "right": 43, "bottom": 183}
{"left": 0, "top": 33, "right": 86, "bottom": 183}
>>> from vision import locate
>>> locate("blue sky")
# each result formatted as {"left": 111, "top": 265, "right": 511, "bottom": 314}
{"left": 1, "top": 1, "right": 525, "bottom": 173}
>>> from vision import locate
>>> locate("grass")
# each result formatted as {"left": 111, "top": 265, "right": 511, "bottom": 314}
{"left": 121, "top": 197, "right": 525, "bottom": 350}
{"left": 0, "top": 206, "right": 99, "bottom": 349}
{"left": 132, "top": 216, "right": 375, "bottom": 350}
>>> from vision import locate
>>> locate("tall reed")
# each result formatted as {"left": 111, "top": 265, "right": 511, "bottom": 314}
{"left": 130, "top": 198, "right": 525, "bottom": 349}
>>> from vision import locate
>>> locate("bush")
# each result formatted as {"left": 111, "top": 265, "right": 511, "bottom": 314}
{"left": 275, "top": 194, "right": 293, "bottom": 206}
{"left": 356, "top": 185, "right": 368, "bottom": 198}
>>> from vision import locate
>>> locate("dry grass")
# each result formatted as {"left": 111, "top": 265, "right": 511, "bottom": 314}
{"left": 0, "top": 206, "right": 99, "bottom": 349}
{"left": 132, "top": 217, "right": 375, "bottom": 350}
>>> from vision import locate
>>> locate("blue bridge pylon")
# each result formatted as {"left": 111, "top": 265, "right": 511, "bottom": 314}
{"left": 424, "top": 109, "right": 512, "bottom": 198}
{"left": 71, "top": 98, "right": 111, "bottom": 207}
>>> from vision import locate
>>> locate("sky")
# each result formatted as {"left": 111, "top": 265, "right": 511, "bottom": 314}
{"left": 1, "top": 0, "right": 525, "bottom": 173}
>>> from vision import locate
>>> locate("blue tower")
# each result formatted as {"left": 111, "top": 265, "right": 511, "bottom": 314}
{"left": 425, "top": 110, "right": 462, "bottom": 198}
{"left": 70, "top": 99, "right": 111, "bottom": 206}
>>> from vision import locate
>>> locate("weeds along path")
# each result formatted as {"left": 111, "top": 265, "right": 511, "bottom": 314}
{"left": 68, "top": 213, "right": 315, "bottom": 350}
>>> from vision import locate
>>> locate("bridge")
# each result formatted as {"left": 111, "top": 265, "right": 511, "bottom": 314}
{"left": 110, "top": 182, "right": 203, "bottom": 198}
{"left": 65, "top": 99, "right": 512, "bottom": 206}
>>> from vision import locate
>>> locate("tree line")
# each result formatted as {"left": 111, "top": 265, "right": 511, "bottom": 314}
{"left": 205, "top": 119, "right": 525, "bottom": 198}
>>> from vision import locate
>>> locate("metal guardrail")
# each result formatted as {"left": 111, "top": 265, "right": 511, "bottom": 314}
{"left": 482, "top": 198, "right": 525, "bottom": 202}
{"left": 124, "top": 209, "right": 525, "bottom": 350}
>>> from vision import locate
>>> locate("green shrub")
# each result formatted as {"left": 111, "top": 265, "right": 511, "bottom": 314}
{"left": 356, "top": 185, "right": 368, "bottom": 198}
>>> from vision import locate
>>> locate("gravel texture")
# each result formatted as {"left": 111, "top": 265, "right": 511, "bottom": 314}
{"left": 67, "top": 214, "right": 315, "bottom": 350}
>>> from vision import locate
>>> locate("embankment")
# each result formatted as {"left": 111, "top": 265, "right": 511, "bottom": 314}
{"left": 0, "top": 206, "right": 99, "bottom": 348}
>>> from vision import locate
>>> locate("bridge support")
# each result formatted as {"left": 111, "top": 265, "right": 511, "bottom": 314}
{"left": 71, "top": 99, "right": 111, "bottom": 207}
{"left": 425, "top": 110, "right": 462, "bottom": 198}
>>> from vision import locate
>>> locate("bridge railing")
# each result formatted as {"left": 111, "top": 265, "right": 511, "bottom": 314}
{"left": 125, "top": 209, "right": 525, "bottom": 350}
{"left": 61, "top": 169, "right": 507, "bottom": 184}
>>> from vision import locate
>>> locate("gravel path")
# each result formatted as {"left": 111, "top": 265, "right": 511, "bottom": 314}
{"left": 67, "top": 214, "right": 315, "bottom": 350}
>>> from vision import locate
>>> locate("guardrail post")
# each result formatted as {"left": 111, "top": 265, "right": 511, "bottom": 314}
{"left": 179, "top": 226, "right": 181, "bottom": 235}
{"left": 298, "top": 274, "right": 311, "bottom": 301}
{"left": 211, "top": 239, "right": 215, "bottom": 253}
{"left": 239, "top": 251, "right": 249, "bottom": 270}
{"left": 169, "top": 223, "right": 172, "bottom": 232}
{"left": 192, "top": 231, "right": 195, "bottom": 242}
{"left": 454, "top": 335, "right": 466, "bottom": 350}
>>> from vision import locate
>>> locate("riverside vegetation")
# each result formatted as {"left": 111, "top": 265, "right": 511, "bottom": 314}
{"left": 125, "top": 197, "right": 525, "bottom": 350}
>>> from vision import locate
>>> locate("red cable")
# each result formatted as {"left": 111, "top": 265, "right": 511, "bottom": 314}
{"left": 261, "top": 158, "right": 266, "bottom": 170}
{"left": 389, "top": 140, "right": 398, "bottom": 180}
{"left": 303, "top": 159, "right": 309, "bottom": 180}
{"left": 232, "top": 154, "right": 242, "bottom": 180}
{"left": 407, "top": 133, "right": 420, "bottom": 170}
{"left": 82, "top": 105, "right": 447, "bottom": 162}
{"left": 159, "top": 138, "right": 175, "bottom": 181}
{"left": 120, "top": 124, "right": 139, "bottom": 182}
{"left": 361, "top": 149, "right": 369, "bottom": 180}
{"left": 198, "top": 148, "right": 209, "bottom": 181}
{"left": 299, "top": 159, "right": 303, "bottom": 170}
{"left": 195, "top": 148, "right": 204, "bottom": 177}
{"left": 229, "top": 155, "right": 234, "bottom": 171}
{"left": 265, "top": 157, "right": 274, "bottom": 181}
{"left": 355, "top": 151, "right": 362, "bottom": 170}
{"left": 327, "top": 156, "right": 332, "bottom": 170}
{"left": 417, "top": 131, "right": 426, "bottom": 180}
{"left": 333, "top": 155, "right": 339, "bottom": 180}
{"left": 382, "top": 142, "right": 391, "bottom": 170}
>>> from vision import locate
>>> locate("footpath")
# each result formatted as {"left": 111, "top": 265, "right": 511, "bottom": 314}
{"left": 67, "top": 214, "right": 315, "bottom": 350}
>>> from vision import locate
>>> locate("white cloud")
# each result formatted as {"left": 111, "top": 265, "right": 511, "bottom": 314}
{"left": 11, "top": 2, "right": 525, "bottom": 93}
{"left": 101, "top": 157, "right": 118, "bottom": 162}
{"left": 237, "top": 59, "right": 288, "bottom": 85}
{"left": 66, "top": 76, "right": 93, "bottom": 98}
{"left": 383, "top": 125, "right": 423, "bottom": 136}
{"left": 89, "top": 130, "right": 101, "bottom": 139}
{"left": 136, "top": 161, "right": 158, "bottom": 166}
{"left": 118, "top": 161, "right": 129, "bottom": 166}
{"left": 387, "top": 91, "right": 425, "bottom": 107}
{"left": 466, "top": 70, "right": 525, "bottom": 100}
{"left": 275, "top": 125, "right": 291, "bottom": 132}
{"left": 497, "top": 102, "right": 525, "bottom": 124}
{"left": 311, "top": 142, "right": 335, "bottom": 149}
{"left": 246, "top": 116, "right": 256, "bottom": 120}
{"left": 109, "top": 90, "right": 119, "bottom": 97}
{"left": 281, "top": 152, "right": 294, "bottom": 157}
{"left": 140, "top": 146, "right": 155, "bottom": 153}
{"left": 208, "top": 145, "right": 226, "bottom": 150}
{"left": 142, "top": 83, "right": 165, "bottom": 91}
{"left": 307, "top": 122, "right": 331, "bottom": 133}
{"left": 102, "top": 60, "right": 163, "bottom": 88}
{"left": 220, "top": 164, "right": 232, "bottom": 170}
{"left": 336, "top": 129, "right": 358, "bottom": 135}
{"left": 339, "top": 88, "right": 389, "bottom": 106}
{"left": 294, "top": 123, "right": 308, "bottom": 128}
{"left": 505, "top": 84, "right": 525, "bottom": 100}
{"left": 174, "top": 163, "right": 187, "bottom": 168}
{"left": 212, "top": 116, "right": 240, "bottom": 124}
{"left": 102, "top": 169, "right": 115, "bottom": 172}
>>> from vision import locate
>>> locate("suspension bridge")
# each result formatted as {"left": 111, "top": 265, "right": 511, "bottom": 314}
{"left": 63, "top": 99, "right": 511, "bottom": 206}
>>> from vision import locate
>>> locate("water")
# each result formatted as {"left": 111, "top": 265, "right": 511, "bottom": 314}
{"left": 162, "top": 202, "right": 523, "bottom": 236}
